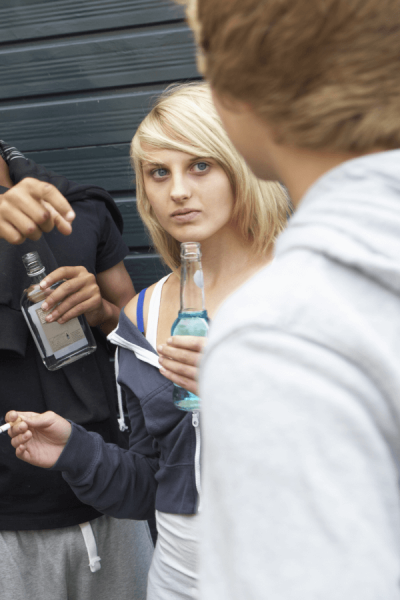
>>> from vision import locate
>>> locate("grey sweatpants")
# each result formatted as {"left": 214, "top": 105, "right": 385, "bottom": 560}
{"left": 0, "top": 515, "right": 153, "bottom": 600}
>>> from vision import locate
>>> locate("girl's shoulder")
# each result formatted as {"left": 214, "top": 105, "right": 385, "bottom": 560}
{"left": 125, "top": 273, "right": 176, "bottom": 334}
{"left": 124, "top": 281, "right": 159, "bottom": 330}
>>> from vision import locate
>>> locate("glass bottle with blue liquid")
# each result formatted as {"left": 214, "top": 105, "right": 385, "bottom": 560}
{"left": 171, "top": 242, "right": 209, "bottom": 411}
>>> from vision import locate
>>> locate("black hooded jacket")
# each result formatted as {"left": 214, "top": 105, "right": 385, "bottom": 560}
{"left": 0, "top": 142, "right": 129, "bottom": 530}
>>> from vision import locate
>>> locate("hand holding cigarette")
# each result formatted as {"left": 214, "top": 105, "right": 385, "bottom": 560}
{"left": 0, "top": 415, "right": 23, "bottom": 433}
{"left": 5, "top": 410, "right": 72, "bottom": 468}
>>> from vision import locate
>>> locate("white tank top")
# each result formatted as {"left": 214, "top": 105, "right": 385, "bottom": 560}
{"left": 144, "top": 274, "right": 200, "bottom": 600}
{"left": 145, "top": 274, "right": 171, "bottom": 350}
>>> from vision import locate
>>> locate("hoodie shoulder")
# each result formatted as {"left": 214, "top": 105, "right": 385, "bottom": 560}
{"left": 110, "top": 308, "right": 157, "bottom": 356}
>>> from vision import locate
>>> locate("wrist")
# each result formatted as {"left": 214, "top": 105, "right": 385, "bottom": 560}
{"left": 94, "top": 300, "right": 120, "bottom": 335}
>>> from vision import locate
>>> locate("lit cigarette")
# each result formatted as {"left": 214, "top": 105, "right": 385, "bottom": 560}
{"left": 0, "top": 423, "right": 11, "bottom": 434}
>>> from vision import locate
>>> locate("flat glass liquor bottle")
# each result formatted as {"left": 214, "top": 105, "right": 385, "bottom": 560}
{"left": 171, "top": 242, "right": 209, "bottom": 411}
{"left": 20, "top": 251, "right": 97, "bottom": 371}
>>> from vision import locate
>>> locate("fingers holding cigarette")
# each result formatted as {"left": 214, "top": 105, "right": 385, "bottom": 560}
{"left": 4, "top": 411, "right": 30, "bottom": 449}
{"left": 4, "top": 410, "right": 72, "bottom": 467}
{"left": 1, "top": 412, "right": 23, "bottom": 434}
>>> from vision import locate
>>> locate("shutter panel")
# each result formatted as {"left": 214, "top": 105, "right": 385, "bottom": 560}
{"left": 0, "top": 0, "right": 200, "bottom": 291}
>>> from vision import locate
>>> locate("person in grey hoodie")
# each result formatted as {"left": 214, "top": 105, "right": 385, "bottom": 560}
{"left": 6, "top": 83, "right": 289, "bottom": 600}
{"left": 150, "top": 1, "right": 400, "bottom": 599}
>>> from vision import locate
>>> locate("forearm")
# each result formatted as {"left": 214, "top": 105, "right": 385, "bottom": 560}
{"left": 94, "top": 299, "right": 121, "bottom": 335}
{"left": 95, "top": 261, "right": 136, "bottom": 334}
{"left": 54, "top": 422, "right": 158, "bottom": 520}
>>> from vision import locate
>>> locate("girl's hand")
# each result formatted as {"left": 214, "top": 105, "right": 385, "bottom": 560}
{"left": 6, "top": 410, "right": 72, "bottom": 468}
{"left": 158, "top": 336, "right": 207, "bottom": 395}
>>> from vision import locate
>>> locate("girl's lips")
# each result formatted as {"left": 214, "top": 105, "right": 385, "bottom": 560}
{"left": 171, "top": 210, "right": 201, "bottom": 223}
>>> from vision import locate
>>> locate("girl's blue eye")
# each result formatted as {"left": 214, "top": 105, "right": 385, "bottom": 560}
{"left": 153, "top": 168, "right": 168, "bottom": 178}
{"left": 194, "top": 162, "right": 208, "bottom": 172}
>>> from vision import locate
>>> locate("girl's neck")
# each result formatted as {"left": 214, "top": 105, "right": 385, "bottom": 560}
{"left": 158, "top": 228, "right": 274, "bottom": 346}
{"left": 194, "top": 226, "right": 273, "bottom": 300}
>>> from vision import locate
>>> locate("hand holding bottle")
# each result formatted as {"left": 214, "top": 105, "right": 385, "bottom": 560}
{"left": 21, "top": 252, "right": 97, "bottom": 370}
{"left": 0, "top": 177, "right": 75, "bottom": 244}
{"left": 170, "top": 242, "right": 209, "bottom": 410}
{"left": 6, "top": 410, "right": 72, "bottom": 468}
{"left": 158, "top": 336, "right": 207, "bottom": 396}
{"left": 40, "top": 266, "right": 109, "bottom": 327}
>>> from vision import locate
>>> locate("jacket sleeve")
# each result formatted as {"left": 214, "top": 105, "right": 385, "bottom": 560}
{"left": 52, "top": 382, "right": 160, "bottom": 521}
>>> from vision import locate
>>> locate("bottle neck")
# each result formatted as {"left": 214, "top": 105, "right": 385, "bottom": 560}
{"left": 22, "top": 252, "right": 47, "bottom": 285}
{"left": 180, "top": 259, "right": 206, "bottom": 313}
{"left": 28, "top": 268, "right": 47, "bottom": 285}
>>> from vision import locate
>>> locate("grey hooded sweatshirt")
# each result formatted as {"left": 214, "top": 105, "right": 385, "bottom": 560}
{"left": 199, "top": 150, "right": 400, "bottom": 600}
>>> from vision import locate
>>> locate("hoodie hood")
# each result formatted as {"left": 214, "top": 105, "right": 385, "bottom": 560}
{"left": 277, "top": 149, "right": 400, "bottom": 294}
{"left": 108, "top": 309, "right": 160, "bottom": 369}
{"left": 107, "top": 309, "right": 161, "bottom": 431}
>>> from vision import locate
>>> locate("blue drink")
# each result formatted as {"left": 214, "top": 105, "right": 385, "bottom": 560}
{"left": 171, "top": 310, "right": 209, "bottom": 411}
{"left": 171, "top": 242, "right": 209, "bottom": 411}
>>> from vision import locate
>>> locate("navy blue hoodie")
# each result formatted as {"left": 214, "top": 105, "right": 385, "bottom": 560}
{"left": 53, "top": 309, "right": 200, "bottom": 519}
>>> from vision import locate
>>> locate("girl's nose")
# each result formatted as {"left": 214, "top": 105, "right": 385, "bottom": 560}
{"left": 170, "top": 173, "right": 191, "bottom": 203}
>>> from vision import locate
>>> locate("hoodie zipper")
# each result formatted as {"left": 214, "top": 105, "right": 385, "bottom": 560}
{"left": 114, "top": 347, "right": 128, "bottom": 432}
{"left": 192, "top": 410, "right": 201, "bottom": 511}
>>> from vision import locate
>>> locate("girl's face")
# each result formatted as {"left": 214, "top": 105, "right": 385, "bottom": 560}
{"left": 142, "top": 148, "right": 236, "bottom": 245}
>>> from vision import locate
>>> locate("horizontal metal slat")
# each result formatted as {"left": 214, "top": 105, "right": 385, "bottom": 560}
{"left": 0, "top": 0, "right": 184, "bottom": 42}
{"left": 0, "top": 24, "right": 198, "bottom": 100}
{"left": 124, "top": 253, "right": 170, "bottom": 292}
{"left": 0, "top": 87, "right": 167, "bottom": 152}
{"left": 24, "top": 144, "right": 133, "bottom": 191}
{"left": 115, "top": 197, "right": 151, "bottom": 248}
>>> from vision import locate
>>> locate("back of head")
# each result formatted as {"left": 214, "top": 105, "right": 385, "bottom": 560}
{"left": 180, "top": 0, "right": 400, "bottom": 153}
{"left": 131, "top": 82, "right": 288, "bottom": 269}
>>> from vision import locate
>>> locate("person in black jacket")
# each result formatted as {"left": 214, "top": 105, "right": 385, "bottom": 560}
{"left": 0, "top": 142, "right": 153, "bottom": 600}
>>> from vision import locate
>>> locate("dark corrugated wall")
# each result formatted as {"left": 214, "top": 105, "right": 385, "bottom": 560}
{"left": 0, "top": 0, "right": 200, "bottom": 290}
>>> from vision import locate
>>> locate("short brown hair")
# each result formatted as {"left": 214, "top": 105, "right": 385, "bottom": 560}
{"left": 179, "top": 0, "right": 400, "bottom": 152}
{"left": 131, "top": 83, "right": 288, "bottom": 270}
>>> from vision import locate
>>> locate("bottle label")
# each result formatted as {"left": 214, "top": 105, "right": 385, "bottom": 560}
{"left": 28, "top": 300, "right": 87, "bottom": 359}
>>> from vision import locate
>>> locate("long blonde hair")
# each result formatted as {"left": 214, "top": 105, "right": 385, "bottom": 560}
{"left": 131, "top": 82, "right": 288, "bottom": 270}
